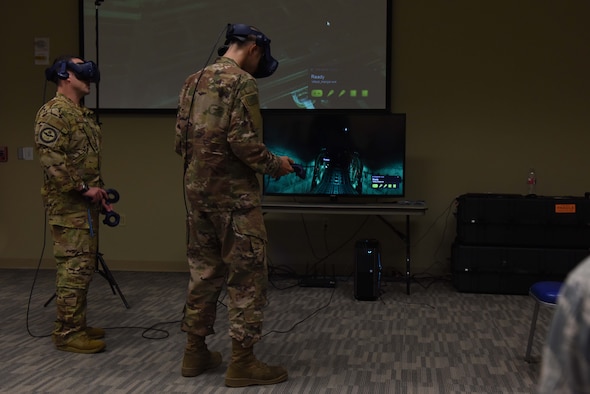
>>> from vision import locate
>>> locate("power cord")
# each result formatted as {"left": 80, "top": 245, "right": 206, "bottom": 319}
{"left": 411, "top": 197, "right": 456, "bottom": 248}
{"left": 25, "top": 211, "right": 179, "bottom": 341}
{"left": 410, "top": 196, "right": 457, "bottom": 278}
{"left": 25, "top": 212, "right": 51, "bottom": 338}
{"left": 98, "top": 321, "right": 179, "bottom": 340}
{"left": 262, "top": 284, "right": 337, "bottom": 338}
{"left": 299, "top": 214, "right": 371, "bottom": 278}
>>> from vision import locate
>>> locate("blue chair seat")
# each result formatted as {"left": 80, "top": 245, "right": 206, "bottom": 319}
{"left": 529, "top": 281, "right": 562, "bottom": 304}
{"left": 525, "top": 281, "right": 563, "bottom": 362}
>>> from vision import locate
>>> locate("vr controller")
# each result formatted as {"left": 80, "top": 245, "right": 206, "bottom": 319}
{"left": 292, "top": 163, "right": 306, "bottom": 179}
{"left": 102, "top": 189, "right": 121, "bottom": 227}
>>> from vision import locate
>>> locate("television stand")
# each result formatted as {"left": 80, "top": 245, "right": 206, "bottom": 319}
{"left": 261, "top": 200, "right": 427, "bottom": 294}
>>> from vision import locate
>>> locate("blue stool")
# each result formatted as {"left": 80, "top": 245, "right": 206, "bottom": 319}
{"left": 524, "top": 281, "right": 562, "bottom": 363}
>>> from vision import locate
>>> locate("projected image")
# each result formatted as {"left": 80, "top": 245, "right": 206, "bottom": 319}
{"left": 81, "top": 0, "right": 389, "bottom": 110}
{"left": 263, "top": 111, "right": 405, "bottom": 198}
{"left": 286, "top": 66, "right": 384, "bottom": 110}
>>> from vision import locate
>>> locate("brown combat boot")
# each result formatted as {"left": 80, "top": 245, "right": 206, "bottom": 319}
{"left": 54, "top": 332, "right": 106, "bottom": 354}
{"left": 181, "top": 334, "right": 222, "bottom": 377}
{"left": 86, "top": 326, "right": 105, "bottom": 339}
{"left": 225, "top": 338, "right": 288, "bottom": 387}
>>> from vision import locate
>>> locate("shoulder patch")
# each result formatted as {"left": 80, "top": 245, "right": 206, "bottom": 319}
{"left": 243, "top": 93, "right": 259, "bottom": 107}
{"left": 39, "top": 126, "right": 59, "bottom": 145}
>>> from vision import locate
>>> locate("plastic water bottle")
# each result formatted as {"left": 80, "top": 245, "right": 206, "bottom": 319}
{"left": 526, "top": 168, "right": 537, "bottom": 195}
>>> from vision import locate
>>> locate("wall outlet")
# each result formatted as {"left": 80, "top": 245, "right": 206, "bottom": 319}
{"left": 17, "top": 147, "right": 34, "bottom": 160}
{"left": 23, "top": 147, "right": 34, "bottom": 160}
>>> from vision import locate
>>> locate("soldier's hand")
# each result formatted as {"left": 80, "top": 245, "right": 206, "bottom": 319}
{"left": 101, "top": 200, "right": 113, "bottom": 213}
{"left": 83, "top": 187, "right": 108, "bottom": 204}
{"left": 275, "top": 156, "right": 295, "bottom": 178}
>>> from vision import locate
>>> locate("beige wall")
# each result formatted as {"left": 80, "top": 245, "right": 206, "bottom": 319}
{"left": 1, "top": 1, "right": 589, "bottom": 277}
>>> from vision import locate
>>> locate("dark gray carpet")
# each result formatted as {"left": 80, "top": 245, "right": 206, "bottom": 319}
{"left": 0, "top": 268, "right": 548, "bottom": 393}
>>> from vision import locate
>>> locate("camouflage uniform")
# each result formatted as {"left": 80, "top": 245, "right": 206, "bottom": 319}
{"left": 538, "top": 255, "right": 590, "bottom": 393}
{"left": 34, "top": 93, "right": 103, "bottom": 345}
{"left": 175, "top": 57, "right": 282, "bottom": 346}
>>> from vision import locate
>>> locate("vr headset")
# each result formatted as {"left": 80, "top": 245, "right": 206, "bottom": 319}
{"left": 217, "top": 23, "right": 279, "bottom": 78}
{"left": 45, "top": 59, "right": 101, "bottom": 84}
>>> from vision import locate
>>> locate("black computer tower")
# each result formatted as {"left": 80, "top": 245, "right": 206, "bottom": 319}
{"left": 354, "top": 239, "right": 382, "bottom": 301}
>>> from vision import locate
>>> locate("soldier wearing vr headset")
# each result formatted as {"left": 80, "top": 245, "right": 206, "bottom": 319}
{"left": 175, "top": 24, "right": 293, "bottom": 387}
{"left": 34, "top": 55, "right": 112, "bottom": 354}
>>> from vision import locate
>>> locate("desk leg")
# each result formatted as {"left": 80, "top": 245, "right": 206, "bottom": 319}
{"left": 406, "top": 215, "right": 411, "bottom": 295}
{"left": 376, "top": 214, "right": 412, "bottom": 295}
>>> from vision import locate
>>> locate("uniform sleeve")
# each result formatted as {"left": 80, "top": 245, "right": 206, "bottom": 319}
{"left": 34, "top": 106, "right": 84, "bottom": 192}
{"left": 176, "top": 72, "right": 202, "bottom": 159}
{"left": 537, "top": 271, "right": 590, "bottom": 393}
{"left": 227, "top": 77, "right": 281, "bottom": 176}
{"left": 175, "top": 77, "right": 191, "bottom": 157}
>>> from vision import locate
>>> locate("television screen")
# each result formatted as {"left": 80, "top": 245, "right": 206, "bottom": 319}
{"left": 80, "top": 0, "right": 390, "bottom": 111}
{"left": 262, "top": 111, "right": 406, "bottom": 199}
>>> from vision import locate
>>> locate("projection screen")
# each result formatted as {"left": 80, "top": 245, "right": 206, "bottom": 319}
{"left": 81, "top": 0, "right": 391, "bottom": 111}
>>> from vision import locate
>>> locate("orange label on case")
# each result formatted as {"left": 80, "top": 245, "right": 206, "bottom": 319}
{"left": 555, "top": 204, "right": 576, "bottom": 213}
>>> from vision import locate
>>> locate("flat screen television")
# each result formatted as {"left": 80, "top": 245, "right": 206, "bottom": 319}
{"left": 262, "top": 110, "right": 406, "bottom": 200}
